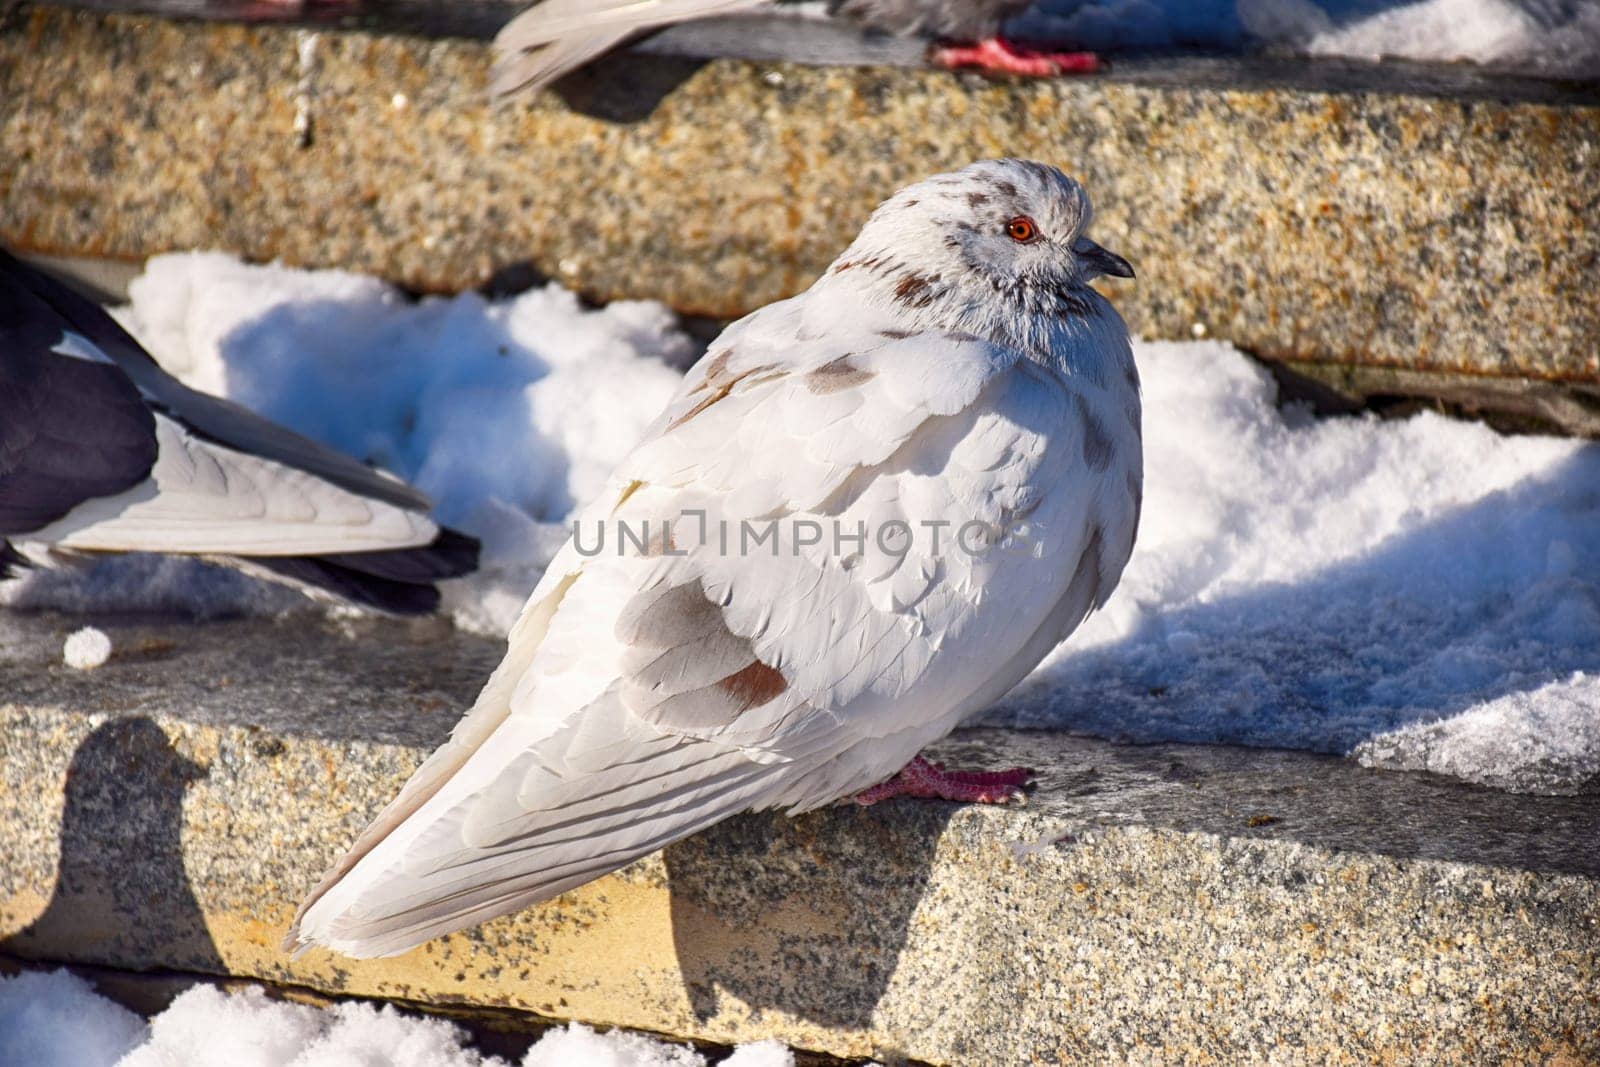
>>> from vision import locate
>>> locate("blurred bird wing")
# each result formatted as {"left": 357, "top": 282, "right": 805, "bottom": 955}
{"left": 0, "top": 266, "right": 158, "bottom": 534}
{"left": 491, "top": 0, "right": 767, "bottom": 98}
{"left": 0, "top": 248, "right": 431, "bottom": 513}
{"left": 289, "top": 308, "right": 1134, "bottom": 955}
{"left": 26, "top": 414, "right": 440, "bottom": 556}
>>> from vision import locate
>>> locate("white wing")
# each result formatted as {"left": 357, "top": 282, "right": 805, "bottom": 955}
{"left": 491, "top": 0, "right": 768, "bottom": 99}
{"left": 24, "top": 414, "right": 439, "bottom": 556}
{"left": 290, "top": 293, "right": 1141, "bottom": 956}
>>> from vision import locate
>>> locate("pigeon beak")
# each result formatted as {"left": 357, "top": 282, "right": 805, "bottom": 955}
{"left": 1075, "top": 238, "right": 1136, "bottom": 280}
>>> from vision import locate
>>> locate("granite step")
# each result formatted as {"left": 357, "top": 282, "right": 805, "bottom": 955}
{"left": 2, "top": 4, "right": 1598, "bottom": 437}
{"left": 2, "top": 610, "right": 1595, "bottom": 1064}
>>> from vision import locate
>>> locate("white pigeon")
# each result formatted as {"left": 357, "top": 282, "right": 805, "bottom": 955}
{"left": 1, "top": 249, "right": 478, "bottom": 615}
{"left": 289, "top": 158, "right": 1141, "bottom": 957}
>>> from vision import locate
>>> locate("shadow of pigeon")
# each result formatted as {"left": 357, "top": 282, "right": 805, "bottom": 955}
{"left": 4, "top": 718, "right": 226, "bottom": 975}
{"left": 549, "top": 54, "right": 711, "bottom": 123}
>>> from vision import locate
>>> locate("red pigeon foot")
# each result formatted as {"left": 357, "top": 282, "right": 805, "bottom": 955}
{"left": 854, "top": 755, "right": 1034, "bottom": 805}
{"left": 931, "top": 37, "right": 1101, "bottom": 77}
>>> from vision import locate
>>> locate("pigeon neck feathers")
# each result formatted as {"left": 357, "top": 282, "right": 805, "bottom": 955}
{"left": 816, "top": 159, "right": 1134, "bottom": 384}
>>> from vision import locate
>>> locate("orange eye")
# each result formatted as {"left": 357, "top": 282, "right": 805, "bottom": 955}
{"left": 1006, "top": 216, "right": 1038, "bottom": 243}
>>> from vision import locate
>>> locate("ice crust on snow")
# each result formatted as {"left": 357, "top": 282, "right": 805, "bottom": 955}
{"left": 1353, "top": 672, "right": 1600, "bottom": 793}
{"left": 1011, "top": 0, "right": 1600, "bottom": 76}
{"left": 0, "top": 972, "right": 796, "bottom": 1067}
{"left": 62, "top": 626, "right": 113, "bottom": 670}
{"left": 3, "top": 253, "right": 1596, "bottom": 795}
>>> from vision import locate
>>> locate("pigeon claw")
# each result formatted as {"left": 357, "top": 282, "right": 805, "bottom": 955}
{"left": 930, "top": 37, "right": 1102, "bottom": 78}
{"left": 854, "top": 755, "right": 1034, "bottom": 806}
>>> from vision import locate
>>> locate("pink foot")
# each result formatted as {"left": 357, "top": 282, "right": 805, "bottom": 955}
{"left": 930, "top": 37, "right": 1101, "bottom": 78}
{"left": 854, "top": 755, "right": 1034, "bottom": 806}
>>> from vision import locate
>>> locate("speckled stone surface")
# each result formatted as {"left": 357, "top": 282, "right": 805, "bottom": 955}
{"left": 2, "top": 5, "right": 1598, "bottom": 393}
{"left": 2, "top": 610, "right": 1597, "bottom": 1064}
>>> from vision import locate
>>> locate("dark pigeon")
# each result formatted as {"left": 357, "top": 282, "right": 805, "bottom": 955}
{"left": 0, "top": 248, "right": 479, "bottom": 615}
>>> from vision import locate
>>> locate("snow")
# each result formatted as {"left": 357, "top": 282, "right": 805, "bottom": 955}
{"left": 2, "top": 252, "right": 689, "bottom": 634}
{"left": 0, "top": 970, "right": 147, "bottom": 1067}
{"left": 1012, "top": 0, "right": 1600, "bottom": 76}
{"left": 117, "top": 253, "right": 690, "bottom": 530}
{"left": 120, "top": 984, "right": 497, "bottom": 1067}
{"left": 721, "top": 1042, "right": 796, "bottom": 1067}
{"left": 1288, "top": 0, "right": 1600, "bottom": 72}
{"left": 62, "top": 626, "right": 113, "bottom": 670}
{"left": 4, "top": 253, "right": 1597, "bottom": 794}
{"left": 1353, "top": 672, "right": 1600, "bottom": 793}
{"left": 520, "top": 1022, "right": 706, "bottom": 1067}
{"left": 0, "top": 972, "right": 795, "bottom": 1067}
{"left": 983, "top": 340, "right": 1600, "bottom": 795}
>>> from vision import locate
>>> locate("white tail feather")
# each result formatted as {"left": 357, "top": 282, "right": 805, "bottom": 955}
{"left": 490, "top": 0, "right": 766, "bottom": 99}
{"left": 292, "top": 739, "right": 777, "bottom": 958}
{"left": 287, "top": 681, "right": 785, "bottom": 958}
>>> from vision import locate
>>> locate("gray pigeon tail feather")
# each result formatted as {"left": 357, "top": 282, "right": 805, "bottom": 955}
{"left": 491, "top": 0, "right": 767, "bottom": 99}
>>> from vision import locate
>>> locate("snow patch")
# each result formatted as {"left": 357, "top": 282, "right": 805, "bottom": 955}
{"left": 117, "top": 253, "right": 690, "bottom": 531}
{"left": 0, "top": 974, "right": 798, "bottom": 1067}
{"left": 523, "top": 1022, "right": 704, "bottom": 1067}
{"left": 0, "top": 970, "right": 147, "bottom": 1067}
{"left": 62, "top": 626, "right": 113, "bottom": 670}
{"left": 1301, "top": 0, "right": 1600, "bottom": 71}
{"left": 1354, "top": 672, "right": 1600, "bottom": 793}
{"left": 983, "top": 340, "right": 1600, "bottom": 795}
{"left": 721, "top": 1040, "right": 797, "bottom": 1067}
{"left": 1014, "top": 0, "right": 1600, "bottom": 76}
{"left": 120, "top": 984, "right": 492, "bottom": 1067}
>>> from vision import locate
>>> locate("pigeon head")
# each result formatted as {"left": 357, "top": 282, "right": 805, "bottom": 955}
{"left": 824, "top": 159, "right": 1134, "bottom": 355}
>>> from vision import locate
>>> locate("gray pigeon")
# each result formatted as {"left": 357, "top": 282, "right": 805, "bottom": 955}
{"left": 0, "top": 249, "right": 478, "bottom": 615}
{"left": 492, "top": 0, "right": 1099, "bottom": 99}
